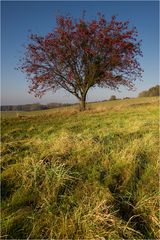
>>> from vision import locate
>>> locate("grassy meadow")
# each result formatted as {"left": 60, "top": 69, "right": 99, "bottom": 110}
{"left": 1, "top": 97, "right": 159, "bottom": 239}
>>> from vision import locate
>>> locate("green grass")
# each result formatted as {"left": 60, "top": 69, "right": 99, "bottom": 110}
{"left": 1, "top": 97, "right": 159, "bottom": 239}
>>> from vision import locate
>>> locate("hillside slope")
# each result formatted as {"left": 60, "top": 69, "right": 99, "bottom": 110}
{"left": 1, "top": 97, "right": 159, "bottom": 239}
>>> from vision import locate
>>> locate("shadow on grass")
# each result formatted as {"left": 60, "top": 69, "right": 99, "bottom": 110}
{"left": 108, "top": 151, "right": 155, "bottom": 239}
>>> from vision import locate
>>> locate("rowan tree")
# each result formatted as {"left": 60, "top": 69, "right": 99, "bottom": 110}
{"left": 20, "top": 13, "right": 143, "bottom": 110}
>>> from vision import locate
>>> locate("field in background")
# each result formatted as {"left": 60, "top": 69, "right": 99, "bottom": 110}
{"left": 1, "top": 97, "right": 159, "bottom": 239}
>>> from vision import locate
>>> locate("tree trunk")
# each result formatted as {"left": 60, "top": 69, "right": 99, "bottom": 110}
{"left": 80, "top": 95, "right": 86, "bottom": 111}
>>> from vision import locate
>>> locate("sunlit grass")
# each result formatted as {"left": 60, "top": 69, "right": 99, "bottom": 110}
{"left": 1, "top": 97, "right": 159, "bottom": 239}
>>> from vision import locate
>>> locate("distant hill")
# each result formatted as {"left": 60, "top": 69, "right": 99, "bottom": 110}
{"left": 138, "top": 85, "right": 160, "bottom": 97}
{"left": 1, "top": 103, "right": 71, "bottom": 111}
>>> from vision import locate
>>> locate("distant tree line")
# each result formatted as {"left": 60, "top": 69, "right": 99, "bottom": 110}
{"left": 1, "top": 103, "right": 71, "bottom": 112}
{"left": 138, "top": 85, "right": 160, "bottom": 97}
{"left": 2, "top": 85, "right": 159, "bottom": 112}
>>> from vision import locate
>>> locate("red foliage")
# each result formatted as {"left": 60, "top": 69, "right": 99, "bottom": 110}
{"left": 20, "top": 13, "right": 143, "bottom": 109}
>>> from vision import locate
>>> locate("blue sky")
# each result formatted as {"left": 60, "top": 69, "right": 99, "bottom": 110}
{"left": 1, "top": 1, "right": 159, "bottom": 105}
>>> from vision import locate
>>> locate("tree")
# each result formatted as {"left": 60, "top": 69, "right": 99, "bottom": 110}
{"left": 109, "top": 95, "right": 116, "bottom": 101}
{"left": 138, "top": 85, "right": 160, "bottom": 97}
{"left": 20, "top": 13, "right": 143, "bottom": 110}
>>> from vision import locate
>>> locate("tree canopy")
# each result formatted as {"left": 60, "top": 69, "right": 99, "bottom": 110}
{"left": 20, "top": 13, "right": 143, "bottom": 110}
